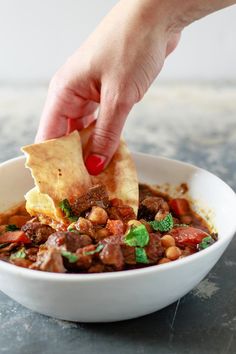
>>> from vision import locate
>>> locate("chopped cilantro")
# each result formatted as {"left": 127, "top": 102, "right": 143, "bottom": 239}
{"left": 198, "top": 236, "right": 214, "bottom": 250}
{"left": 68, "top": 215, "right": 79, "bottom": 222}
{"left": 10, "top": 248, "right": 26, "bottom": 260}
{"left": 135, "top": 247, "right": 149, "bottom": 264}
{"left": 84, "top": 244, "right": 104, "bottom": 256}
{"left": 149, "top": 213, "right": 174, "bottom": 232}
{"left": 61, "top": 250, "right": 78, "bottom": 263}
{"left": 5, "top": 224, "right": 20, "bottom": 232}
{"left": 124, "top": 225, "right": 149, "bottom": 247}
{"left": 59, "top": 199, "right": 78, "bottom": 222}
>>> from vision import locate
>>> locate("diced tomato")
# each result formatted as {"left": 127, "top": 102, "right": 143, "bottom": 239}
{"left": 169, "top": 198, "right": 190, "bottom": 216}
{"left": 0, "top": 231, "right": 31, "bottom": 244}
{"left": 106, "top": 219, "right": 124, "bottom": 236}
{"left": 170, "top": 227, "right": 209, "bottom": 247}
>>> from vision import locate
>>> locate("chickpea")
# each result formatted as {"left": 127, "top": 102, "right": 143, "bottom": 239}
{"left": 161, "top": 235, "right": 176, "bottom": 248}
{"left": 88, "top": 206, "right": 108, "bottom": 225}
{"left": 158, "top": 258, "right": 171, "bottom": 265}
{"left": 165, "top": 246, "right": 182, "bottom": 260}
{"left": 96, "top": 227, "right": 110, "bottom": 239}
{"left": 127, "top": 220, "right": 142, "bottom": 227}
{"left": 75, "top": 217, "right": 94, "bottom": 237}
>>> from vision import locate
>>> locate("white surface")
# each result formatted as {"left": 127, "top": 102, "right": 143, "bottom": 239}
{"left": 0, "top": 154, "right": 236, "bottom": 322}
{"left": 0, "top": 1, "right": 235, "bottom": 82}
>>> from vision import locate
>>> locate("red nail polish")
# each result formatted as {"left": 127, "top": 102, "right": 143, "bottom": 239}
{"left": 85, "top": 154, "right": 106, "bottom": 176}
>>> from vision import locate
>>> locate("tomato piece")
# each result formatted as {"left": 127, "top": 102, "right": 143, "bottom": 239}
{"left": 169, "top": 198, "right": 190, "bottom": 216}
{"left": 170, "top": 227, "right": 209, "bottom": 247}
{"left": 106, "top": 219, "right": 124, "bottom": 236}
{"left": 0, "top": 231, "right": 31, "bottom": 244}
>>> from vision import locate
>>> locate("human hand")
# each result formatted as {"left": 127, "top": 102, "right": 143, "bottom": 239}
{"left": 35, "top": 0, "right": 181, "bottom": 174}
{"left": 36, "top": 0, "right": 235, "bottom": 175}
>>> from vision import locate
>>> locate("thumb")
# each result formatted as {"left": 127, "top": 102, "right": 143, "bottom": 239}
{"left": 85, "top": 90, "right": 134, "bottom": 175}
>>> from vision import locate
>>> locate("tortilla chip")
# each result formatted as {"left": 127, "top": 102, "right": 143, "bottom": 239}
{"left": 22, "top": 131, "right": 92, "bottom": 203}
{"left": 22, "top": 124, "right": 139, "bottom": 225}
{"left": 22, "top": 131, "right": 92, "bottom": 223}
{"left": 25, "top": 187, "right": 64, "bottom": 222}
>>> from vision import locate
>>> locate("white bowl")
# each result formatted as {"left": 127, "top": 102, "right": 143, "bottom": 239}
{"left": 0, "top": 154, "right": 236, "bottom": 322}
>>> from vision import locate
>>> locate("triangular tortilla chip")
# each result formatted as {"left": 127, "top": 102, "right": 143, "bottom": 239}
{"left": 22, "top": 124, "right": 139, "bottom": 226}
{"left": 22, "top": 131, "right": 92, "bottom": 203}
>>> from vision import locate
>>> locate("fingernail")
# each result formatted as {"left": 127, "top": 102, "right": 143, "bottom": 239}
{"left": 85, "top": 154, "right": 106, "bottom": 175}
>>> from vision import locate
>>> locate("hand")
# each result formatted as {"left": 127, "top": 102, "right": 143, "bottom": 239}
{"left": 36, "top": 0, "right": 180, "bottom": 174}
{"left": 36, "top": 0, "right": 235, "bottom": 175}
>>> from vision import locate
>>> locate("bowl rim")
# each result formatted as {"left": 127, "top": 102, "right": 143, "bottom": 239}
{"left": 0, "top": 153, "right": 236, "bottom": 282}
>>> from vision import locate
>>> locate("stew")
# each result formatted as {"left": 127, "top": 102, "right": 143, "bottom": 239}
{"left": 0, "top": 183, "right": 217, "bottom": 273}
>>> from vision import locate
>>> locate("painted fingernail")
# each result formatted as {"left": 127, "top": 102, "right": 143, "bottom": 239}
{"left": 85, "top": 154, "right": 106, "bottom": 175}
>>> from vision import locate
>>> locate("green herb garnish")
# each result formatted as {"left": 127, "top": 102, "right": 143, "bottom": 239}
{"left": 10, "top": 248, "right": 26, "bottom": 260}
{"left": 135, "top": 247, "right": 149, "bottom": 264}
{"left": 59, "top": 199, "right": 78, "bottom": 222}
{"left": 5, "top": 224, "right": 20, "bottom": 232}
{"left": 84, "top": 244, "right": 104, "bottom": 256}
{"left": 149, "top": 213, "right": 174, "bottom": 232}
{"left": 198, "top": 236, "right": 214, "bottom": 250}
{"left": 124, "top": 225, "right": 149, "bottom": 247}
{"left": 61, "top": 250, "right": 78, "bottom": 263}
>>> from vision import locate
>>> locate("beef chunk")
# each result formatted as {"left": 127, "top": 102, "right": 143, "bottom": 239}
{"left": 145, "top": 233, "right": 164, "bottom": 263}
{"left": 22, "top": 221, "right": 54, "bottom": 244}
{"left": 99, "top": 243, "right": 124, "bottom": 270}
{"left": 75, "top": 245, "right": 96, "bottom": 270}
{"left": 107, "top": 198, "right": 136, "bottom": 222}
{"left": 46, "top": 232, "right": 92, "bottom": 252}
{"left": 30, "top": 247, "right": 66, "bottom": 273}
{"left": 121, "top": 244, "right": 136, "bottom": 265}
{"left": 71, "top": 184, "right": 109, "bottom": 216}
{"left": 138, "top": 197, "right": 169, "bottom": 221}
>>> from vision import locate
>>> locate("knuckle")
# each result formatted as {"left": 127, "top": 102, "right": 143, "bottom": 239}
{"left": 92, "top": 127, "right": 119, "bottom": 151}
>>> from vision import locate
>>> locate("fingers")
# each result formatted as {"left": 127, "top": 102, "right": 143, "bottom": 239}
{"left": 35, "top": 77, "right": 98, "bottom": 142}
{"left": 85, "top": 88, "right": 134, "bottom": 175}
{"left": 67, "top": 114, "right": 97, "bottom": 134}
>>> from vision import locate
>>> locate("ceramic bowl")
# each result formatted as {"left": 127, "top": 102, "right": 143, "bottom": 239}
{"left": 0, "top": 154, "right": 236, "bottom": 322}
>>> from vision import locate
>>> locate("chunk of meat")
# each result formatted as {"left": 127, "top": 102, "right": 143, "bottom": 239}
{"left": 30, "top": 246, "right": 66, "bottom": 273}
{"left": 0, "top": 242, "right": 18, "bottom": 253}
{"left": 88, "top": 263, "right": 105, "bottom": 273}
{"left": 76, "top": 245, "right": 96, "bottom": 270}
{"left": 170, "top": 227, "right": 209, "bottom": 248}
{"left": 0, "top": 231, "right": 31, "bottom": 244}
{"left": 22, "top": 221, "right": 54, "bottom": 244}
{"left": 145, "top": 233, "right": 164, "bottom": 263}
{"left": 138, "top": 197, "right": 169, "bottom": 221}
{"left": 99, "top": 243, "right": 124, "bottom": 270}
{"left": 11, "top": 258, "right": 32, "bottom": 268}
{"left": 121, "top": 244, "right": 136, "bottom": 265}
{"left": 107, "top": 198, "right": 136, "bottom": 222}
{"left": 71, "top": 184, "right": 109, "bottom": 216}
{"left": 46, "top": 232, "right": 92, "bottom": 252}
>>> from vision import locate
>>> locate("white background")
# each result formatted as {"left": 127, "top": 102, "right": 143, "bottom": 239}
{"left": 0, "top": 0, "right": 236, "bottom": 83}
